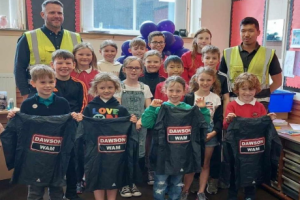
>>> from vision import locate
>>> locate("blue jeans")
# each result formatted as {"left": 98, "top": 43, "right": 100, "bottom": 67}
{"left": 153, "top": 174, "right": 183, "bottom": 200}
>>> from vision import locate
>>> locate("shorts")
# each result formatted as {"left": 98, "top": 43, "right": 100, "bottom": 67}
{"left": 205, "top": 124, "right": 218, "bottom": 147}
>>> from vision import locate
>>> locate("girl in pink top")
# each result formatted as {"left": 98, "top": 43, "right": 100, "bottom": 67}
{"left": 71, "top": 42, "right": 100, "bottom": 102}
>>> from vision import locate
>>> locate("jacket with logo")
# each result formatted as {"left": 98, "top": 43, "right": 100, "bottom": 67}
{"left": 149, "top": 104, "right": 207, "bottom": 175}
{"left": 0, "top": 113, "right": 76, "bottom": 187}
{"left": 75, "top": 116, "right": 139, "bottom": 191}
{"left": 220, "top": 116, "right": 282, "bottom": 188}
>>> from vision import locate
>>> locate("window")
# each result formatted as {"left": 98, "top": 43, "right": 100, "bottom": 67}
{"left": 0, "top": 0, "right": 25, "bottom": 30}
{"left": 82, "top": 0, "right": 185, "bottom": 35}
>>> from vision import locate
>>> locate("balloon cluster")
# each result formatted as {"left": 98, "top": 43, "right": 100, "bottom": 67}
{"left": 117, "top": 19, "right": 189, "bottom": 64}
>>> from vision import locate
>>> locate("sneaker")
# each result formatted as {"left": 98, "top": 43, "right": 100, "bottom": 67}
{"left": 76, "top": 182, "right": 83, "bottom": 194}
{"left": 206, "top": 178, "right": 218, "bottom": 194}
{"left": 120, "top": 185, "right": 132, "bottom": 198}
{"left": 147, "top": 171, "right": 155, "bottom": 185}
{"left": 131, "top": 184, "right": 142, "bottom": 196}
{"left": 180, "top": 191, "right": 189, "bottom": 200}
{"left": 196, "top": 193, "right": 207, "bottom": 200}
{"left": 190, "top": 178, "right": 199, "bottom": 193}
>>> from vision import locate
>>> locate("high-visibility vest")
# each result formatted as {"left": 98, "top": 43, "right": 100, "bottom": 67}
{"left": 224, "top": 46, "right": 275, "bottom": 90}
{"left": 25, "top": 28, "right": 81, "bottom": 66}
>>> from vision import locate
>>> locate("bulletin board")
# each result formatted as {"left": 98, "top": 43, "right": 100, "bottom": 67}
{"left": 283, "top": 0, "right": 300, "bottom": 92}
{"left": 230, "top": 0, "right": 266, "bottom": 47}
{"left": 25, "top": 0, "right": 81, "bottom": 32}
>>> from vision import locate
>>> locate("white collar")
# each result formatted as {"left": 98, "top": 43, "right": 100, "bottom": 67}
{"left": 79, "top": 66, "right": 93, "bottom": 74}
{"left": 235, "top": 98, "right": 256, "bottom": 106}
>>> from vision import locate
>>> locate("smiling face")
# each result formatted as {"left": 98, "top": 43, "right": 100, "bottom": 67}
{"left": 149, "top": 36, "right": 165, "bottom": 53}
{"left": 165, "top": 82, "right": 185, "bottom": 106}
{"left": 100, "top": 45, "right": 117, "bottom": 63}
{"left": 202, "top": 52, "right": 219, "bottom": 70}
{"left": 51, "top": 58, "right": 75, "bottom": 80}
{"left": 129, "top": 45, "right": 147, "bottom": 59}
{"left": 96, "top": 81, "right": 116, "bottom": 101}
{"left": 74, "top": 48, "right": 93, "bottom": 70}
{"left": 144, "top": 55, "right": 161, "bottom": 73}
{"left": 237, "top": 81, "right": 256, "bottom": 103}
{"left": 240, "top": 24, "right": 260, "bottom": 46}
{"left": 41, "top": 3, "right": 64, "bottom": 31}
{"left": 123, "top": 60, "right": 143, "bottom": 80}
{"left": 195, "top": 32, "right": 211, "bottom": 51}
{"left": 197, "top": 72, "right": 215, "bottom": 92}
{"left": 165, "top": 62, "right": 184, "bottom": 77}
{"left": 30, "top": 76, "right": 56, "bottom": 99}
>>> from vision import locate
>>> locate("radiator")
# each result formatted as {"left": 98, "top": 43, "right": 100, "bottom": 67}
{"left": 0, "top": 73, "right": 16, "bottom": 105}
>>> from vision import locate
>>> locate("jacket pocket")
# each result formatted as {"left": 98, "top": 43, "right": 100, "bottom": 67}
{"left": 42, "top": 46, "right": 56, "bottom": 62}
{"left": 230, "top": 65, "right": 244, "bottom": 81}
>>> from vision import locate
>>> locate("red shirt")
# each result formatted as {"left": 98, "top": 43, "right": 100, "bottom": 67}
{"left": 71, "top": 69, "right": 99, "bottom": 102}
{"left": 223, "top": 99, "right": 267, "bottom": 130}
{"left": 154, "top": 81, "right": 188, "bottom": 102}
{"left": 158, "top": 55, "right": 168, "bottom": 78}
{"left": 181, "top": 51, "right": 204, "bottom": 83}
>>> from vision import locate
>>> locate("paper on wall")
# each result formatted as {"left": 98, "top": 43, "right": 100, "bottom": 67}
{"left": 283, "top": 51, "right": 295, "bottom": 77}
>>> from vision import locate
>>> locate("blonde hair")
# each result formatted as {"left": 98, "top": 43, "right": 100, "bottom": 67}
{"left": 30, "top": 64, "right": 56, "bottom": 82}
{"left": 233, "top": 73, "right": 262, "bottom": 95}
{"left": 130, "top": 38, "right": 146, "bottom": 48}
{"left": 189, "top": 66, "right": 221, "bottom": 95}
{"left": 73, "top": 42, "right": 98, "bottom": 72}
{"left": 122, "top": 56, "right": 143, "bottom": 78}
{"left": 89, "top": 72, "right": 121, "bottom": 96}
{"left": 162, "top": 76, "right": 186, "bottom": 93}
{"left": 143, "top": 50, "right": 162, "bottom": 61}
{"left": 191, "top": 28, "right": 212, "bottom": 70}
{"left": 100, "top": 40, "right": 118, "bottom": 51}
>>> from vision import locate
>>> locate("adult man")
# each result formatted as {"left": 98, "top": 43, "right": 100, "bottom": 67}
{"left": 219, "top": 17, "right": 282, "bottom": 108}
{"left": 14, "top": 0, "right": 81, "bottom": 100}
{"left": 14, "top": 1, "right": 82, "bottom": 200}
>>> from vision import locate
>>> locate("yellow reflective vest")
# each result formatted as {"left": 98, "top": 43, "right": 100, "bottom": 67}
{"left": 224, "top": 46, "right": 275, "bottom": 90}
{"left": 25, "top": 28, "right": 81, "bottom": 65}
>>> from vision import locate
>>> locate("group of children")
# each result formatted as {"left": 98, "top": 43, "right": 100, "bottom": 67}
{"left": 5, "top": 28, "right": 276, "bottom": 200}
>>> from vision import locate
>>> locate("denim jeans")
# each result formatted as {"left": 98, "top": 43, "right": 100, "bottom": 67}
{"left": 27, "top": 185, "right": 63, "bottom": 200}
{"left": 153, "top": 174, "right": 183, "bottom": 200}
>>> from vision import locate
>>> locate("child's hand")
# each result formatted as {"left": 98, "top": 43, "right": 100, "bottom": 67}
{"left": 195, "top": 97, "right": 206, "bottom": 108}
{"left": 150, "top": 99, "right": 163, "bottom": 107}
{"left": 206, "top": 131, "right": 217, "bottom": 141}
{"left": 226, "top": 113, "right": 236, "bottom": 123}
{"left": 7, "top": 110, "right": 16, "bottom": 119}
{"left": 130, "top": 114, "right": 137, "bottom": 123}
{"left": 136, "top": 118, "right": 142, "bottom": 130}
{"left": 71, "top": 112, "right": 83, "bottom": 122}
{"left": 267, "top": 112, "right": 276, "bottom": 120}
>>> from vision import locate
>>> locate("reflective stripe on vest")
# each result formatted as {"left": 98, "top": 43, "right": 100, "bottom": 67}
{"left": 25, "top": 29, "right": 81, "bottom": 66}
{"left": 224, "top": 46, "right": 275, "bottom": 89}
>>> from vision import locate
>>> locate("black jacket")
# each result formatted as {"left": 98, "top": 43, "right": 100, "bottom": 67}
{"left": 184, "top": 92, "right": 223, "bottom": 142}
{"left": 151, "top": 104, "right": 207, "bottom": 175}
{"left": 220, "top": 116, "right": 282, "bottom": 188}
{"left": 75, "top": 116, "right": 140, "bottom": 191}
{"left": 0, "top": 113, "right": 76, "bottom": 187}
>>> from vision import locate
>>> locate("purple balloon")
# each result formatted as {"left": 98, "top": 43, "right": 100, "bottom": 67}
{"left": 170, "top": 35, "right": 184, "bottom": 52}
{"left": 162, "top": 31, "right": 175, "bottom": 49}
{"left": 175, "top": 48, "right": 189, "bottom": 57}
{"left": 121, "top": 40, "right": 132, "bottom": 56}
{"left": 157, "top": 19, "right": 175, "bottom": 33}
{"left": 163, "top": 50, "right": 171, "bottom": 56}
{"left": 117, "top": 55, "right": 127, "bottom": 64}
{"left": 139, "top": 21, "right": 158, "bottom": 39}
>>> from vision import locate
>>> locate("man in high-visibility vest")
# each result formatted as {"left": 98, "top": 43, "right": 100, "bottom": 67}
{"left": 14, "top": 0, "right": 81, "bottom": 100}
{"left": 219, "top": 17, "right": 282, "bottom": 109}
{"left": 14, "top": 1, "right": 82, "bottom": 200}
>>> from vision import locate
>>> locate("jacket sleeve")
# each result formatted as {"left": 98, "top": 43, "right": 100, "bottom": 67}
{"left": 181, "top": 53, "right": 190, "bottom": 83}
{"left": 154, "top": 84, "right": 162, "bottom": 100}
{"left": 213, "top": 105, "right": 223, "bottom": 134}
{"left": 270, "top": 125, "right": 282, "bottom": 181}
{"left": 200, "top": 107, "right": 210, "bottom": 125}
{"left": 223, "top": 102, "right": 235, "bottom": 130}
{"left": 0, "top": 118, "right": 18, "bottom": 170}
{"left": 219, "top": 141, "right": 231, "bottom": 187}
{"left": 141, "top": 106, "right": 160, "bottom": 129}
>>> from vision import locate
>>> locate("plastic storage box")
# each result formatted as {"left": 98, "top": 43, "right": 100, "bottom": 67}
{"left": 268, "top": 90, "right": 296, "bottom": 112}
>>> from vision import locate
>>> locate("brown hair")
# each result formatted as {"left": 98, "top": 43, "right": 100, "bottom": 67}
{"left": 130, "top": 38, "right": 146, "bottom": 48}
{"left": 89, "top": 72, "right": 121, "bottom": 96}
{"left": 122, "top": 56, "right": 143, "bottom": 78}
{"left": 189, "top": 66, "right": 221, "bottom": 95}
{"left": 233, "top": 72, "right": 262, "bottom": 95}
{"left": 73, "top": 42, "right": 98, "bottom": 72}
{"left": 52, "top": 49, "right": 74, "bottom": 62}
{"left": 143, "top": 50, "right": 162, "bottom": 61}
{"left": 30, "top": 64, "right": 56, "bottom": 82}
{"left": 100, "top": 40, "right": 118, "bottom": 51}
{"left": 191, "top": 28, "right": 212, "bottom": 70}
{"left": 148, "top": 31, "right": 165, "bottom": 43}
{"left": 162, "top": 75, "right": 186, "bottom": 93}
{"left": 201, "top": 45, "right": 220, "bottom": 59}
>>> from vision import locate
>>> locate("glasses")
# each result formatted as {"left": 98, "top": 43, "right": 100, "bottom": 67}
{"left": 151, "top": 41, "right": 165, "bottom": 45}
{"left": 125, "top": 67, "right": 142, "bottom": 71}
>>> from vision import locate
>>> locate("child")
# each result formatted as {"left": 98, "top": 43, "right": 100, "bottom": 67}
{"left": 97, "top": 40, "right": 122, "bottom": 77}
{"left": 141, "top": 76, "right": 210, "bottom": 200}
{"left": 182, "top": 67, "right": 223, "bottom": 200}
{"left": 115, "top": 56, "right": 152, "bottom": 197}
{"left": 82, "top": 72, "right": 137, "bottom": 200}
{"left": 139, "top": 50, "right": 165, "bottom": 96}
{"left": 181, "top": 28, "right": 212, "bottom": 83}
{"left": 223, "top": 73, "right": 276, "bottom": 200}
{"left": 7, "top": 64, "right": 80, "bottom": 200}
{"left": 148, "top": 31, "right": 168, "bottom": 78}
{"left": 50, "top": 49, "right": 88, "bottom": 113}
{"left": 154, "top": 55, "right": 186, "bottom": 101}
{"left": 71, "top": 42, "right": 100, "bottom": 102}
{"left": 119, "top": 38, "right": 147, "bottom": 81}
{"left": 201, "top": 45, "right": 231, "bottom": 195}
